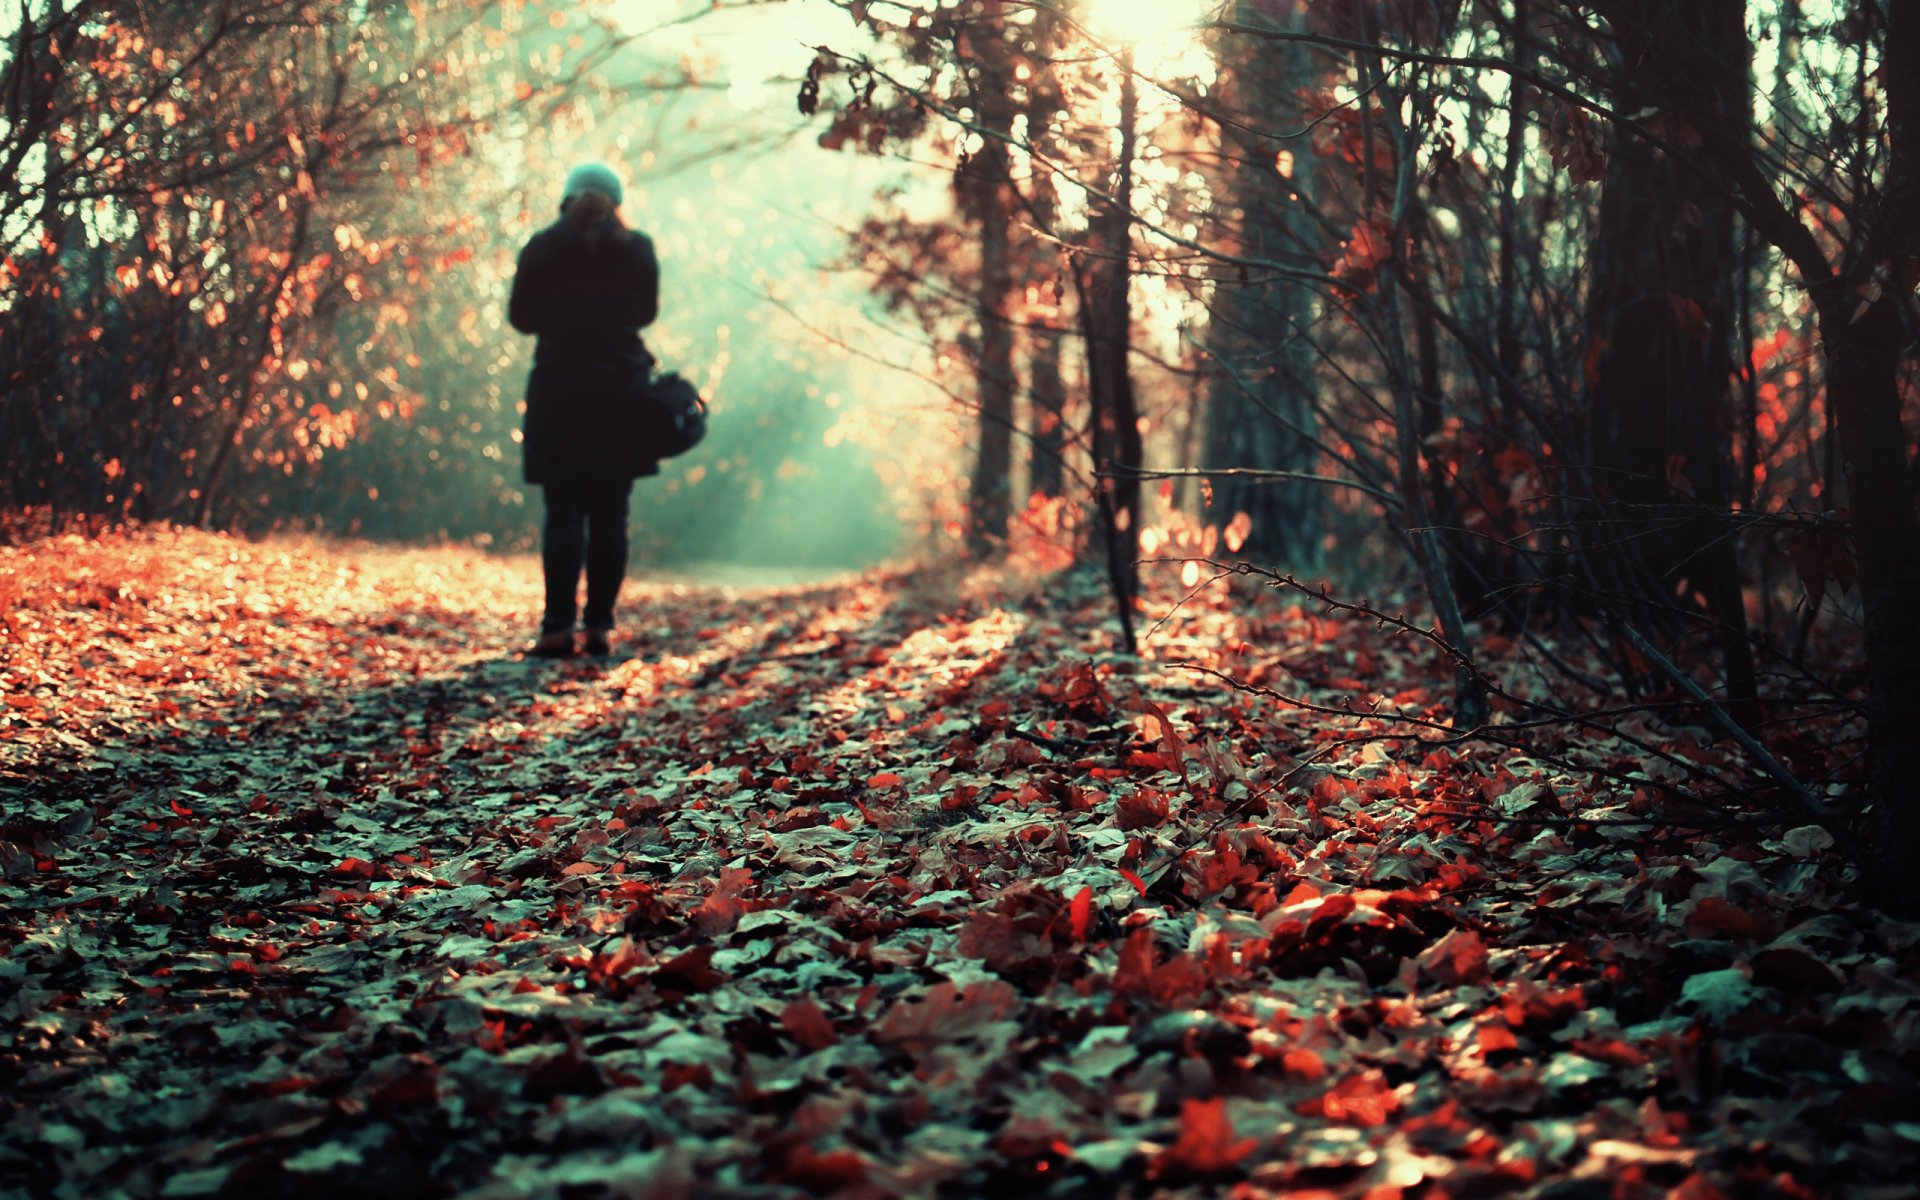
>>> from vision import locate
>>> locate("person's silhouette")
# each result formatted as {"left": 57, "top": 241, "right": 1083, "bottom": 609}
{"left": 507, "top": 162, "right": 660, "bottom": 657}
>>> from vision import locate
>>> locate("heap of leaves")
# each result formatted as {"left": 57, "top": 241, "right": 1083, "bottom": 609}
{"left": 3, "top": 527, "right": 1917, "bottom": 1199}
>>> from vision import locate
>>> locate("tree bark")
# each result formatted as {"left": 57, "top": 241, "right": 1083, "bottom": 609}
{"left": 1585, "top": 0, "right": 1758, "bottom": 726}
{"left": 1825, "top": 0, "right": 1920, "bottom": 911}
{"left": 961, "top": 23, "right": 1018, "bottom": 559}
{"left": 1023, "top": 45, "right": 1070, "bottom": 507}
{"left": 1203, "top": 0, "right": 1323, "bottom": 568}
{"left": 1081, "top": 46, "right": 1141, "bottom": 643}
{"left": 1026, "top": 319, "right": 1068, "bottom": 504}
{"left": 1610, "top": 0, "right": 1920, "bottom": 909}
{"left": 1821, "top": 295, "right": 1920, "bottom": 911}
{"left": 1492, "top": 0, "right": 1530, "bottom": 419}
{"left": 1358, "top": 23, "right": 1489, "bottom": 729}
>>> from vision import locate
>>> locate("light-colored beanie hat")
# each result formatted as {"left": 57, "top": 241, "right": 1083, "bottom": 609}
{"left": 563, "top": 161, "right": 623, "bottom": 206}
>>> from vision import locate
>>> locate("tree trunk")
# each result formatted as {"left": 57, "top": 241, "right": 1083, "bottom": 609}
{"left": 1493, "top": 0, "right": 1530, "bottom": 419}
{"left": 962, "top": 25, "right": 1018, "bottom": 559}
{"left": 1585, "top": 0, "right": 1758, "bottom": 726}
{"left": 1, "top": 2, "right": 83, "bottom": 523}
{"left": 1825, "top": 0, "right": 1920, "bottom": 911}
{"left": 1607, "top": 0, "right": 1920, "bottom": 908}
{"left": 196, "top": 195, "right": 315, "bottom": 528}
{"left": 1357, "top": 21, "right": 1489, "bottom": 729}
{"left": 1082, "top": 46, "right": 1141, "bottom": 643}
{"left": 1202, "top": 0, "right": 1322, "bottom": 568}
{"left": 1023, "top": 50, "right": 1069, "bottom": 508}
{"left": 1820, "top": 295, "right": 1920, "bottom": 911}
{"left": 1027, "top": 319, "right": 1068, "bottom": 504}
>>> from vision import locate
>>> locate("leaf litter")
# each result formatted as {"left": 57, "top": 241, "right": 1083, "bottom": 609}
{"left": 2, "top": 527, "right": 1917, "bottom": 1199}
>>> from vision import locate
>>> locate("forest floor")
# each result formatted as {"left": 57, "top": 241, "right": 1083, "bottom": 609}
{"left": 2, "top": 526, "right": 1916, "bottom": 1200}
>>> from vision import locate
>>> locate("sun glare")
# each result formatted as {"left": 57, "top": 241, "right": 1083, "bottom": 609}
{"left": 1082, "top": 0, "right": 1211, "bottom": 49}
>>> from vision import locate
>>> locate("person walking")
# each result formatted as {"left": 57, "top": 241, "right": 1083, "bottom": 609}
{"left": 508, "top": 161, "right": 660, "bottom": 657}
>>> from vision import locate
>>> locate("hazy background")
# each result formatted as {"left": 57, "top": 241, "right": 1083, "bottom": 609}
{"left": 330, "top": 0, "right": 960, "bottom": 570}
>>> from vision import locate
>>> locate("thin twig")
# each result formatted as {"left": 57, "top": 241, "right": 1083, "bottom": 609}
{"left": 1617, "top": 623, "right": 1840, "bottom": 825}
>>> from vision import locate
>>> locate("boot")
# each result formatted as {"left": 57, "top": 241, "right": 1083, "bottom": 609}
{"left": 529, "top": 629, "right": 575, "bottom": 658}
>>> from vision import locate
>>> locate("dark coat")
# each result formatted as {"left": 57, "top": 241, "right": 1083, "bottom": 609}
{"left": 508, "top": 216, "right": 660, "bottom": 485}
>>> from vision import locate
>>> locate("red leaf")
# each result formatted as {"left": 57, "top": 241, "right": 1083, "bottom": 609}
{"left": 778, "top": 1146, "right": 869, "bottom": 1190}
{"left": 1295, "top": 1071, "right": 1402, "bottom": 1126}
{"left": 601, "top": 937, "right": 650, "bottom": 978}
{"left": 1192, "top": 843, "right": 1258, "bottom": 897}
{"left": 370, "top": 1062, "right": 442, "bottom": 1111}
{"left": 1136, "top": 697, "right": 1195, "bottom": 795}
{"left": 1282, "top": 1048, "right": 1326, "bottom": 1079}
{"left": 655, "top": 944, "right": 725, "bottom": 993}
{"left": 871, "top": 980, "right": 1018, "bottom": 1048}
{"left": 1068, "top": 886, "right": 1092, "bottom": 942}
{"left": 1415, "top": 927, "right": 1490, "bottom": 987}
{"left": 1501, "top": 981, "right": 1586, "bottom": 1029}
{"left": 1116, "top": 788, "right": 1170, "bottom": 830}
{"left": 1684, "top": 896, "right": 1766, "bottom": 941}
{"left": 332, "top": 857, "right": 376, "bottom": 879}
{"left": 1113, "top": 926, "right": 1158, "bottom": 997}
{"left": 1281, "top": 881, "right": 1321, "bottom": 906}
{"left": 660, "top": 1062, "right": 712, "bottom": 1092}
{"left": 1305, "top": 892, "right": 1356, "bottom": 933}
{"left": 1149, "top": 1097, "right": 1257, "bottom": 1179}
{"left": 1570, "top": 1036, "right": 1649, "bottom": 1068}
{"left": 1117, "top": 867, "right": 1148, "bottom": 896}
{"left": 1332, "top": 217, "right": 1395, "bottom": 292}
{"left": 690, "top": 868, "right": 756, "bottom": 937}
{"left": 1546, "top": 102, "right": 1607, "bottom": 183}
{"left": 255, "top": 1075, "right": 318, "bottom": 1098}
{"left": 780, "top": 999, "right": 840, "bottom": 1051}
{"left": 866, "top": 771, "right": 905, "bottom": 788}
{"left": 1477, "top": 1020, "right": 1519, "bottom": 1054}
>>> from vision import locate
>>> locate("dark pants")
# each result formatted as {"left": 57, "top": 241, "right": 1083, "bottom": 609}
{"left": 541, "top": 482, "right": 631, "bottom": 634}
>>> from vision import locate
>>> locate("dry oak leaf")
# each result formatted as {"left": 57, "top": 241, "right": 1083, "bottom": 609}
{"left": 654, "top": 944, "right": 726, "bottom": 993}
{"left": 1149, "top": 1097, "right": 1257, "bottom": 1179}
{"left": 1416, "top": 927, "right": 1491, "bottom": 988}
{"left": 871, "top": 980, "right": 1018, "bottom": 1049}
{"left": 1295, "top": 1070, "right": 1403, "bottom": 1127}
{"left": 774, "top": 1144, "right": 869, "bottom": 1191}
{"left": 1113, "top": 926, "right": 1211, "bottom": 1007}
{"left": 780, "top": 998, "right": 840, "bottom": 1051}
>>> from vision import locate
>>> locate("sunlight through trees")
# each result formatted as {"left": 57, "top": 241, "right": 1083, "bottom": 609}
{"left": 5, "top": 3, "right": 1920, "bottom": 1189}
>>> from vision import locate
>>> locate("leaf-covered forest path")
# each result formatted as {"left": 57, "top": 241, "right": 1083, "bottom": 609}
{"left": 3, "top": 528, "right": 1917, "bottom": 1200}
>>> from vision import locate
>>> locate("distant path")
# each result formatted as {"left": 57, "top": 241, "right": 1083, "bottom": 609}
{"left": 2, "top": 530, "right": 1913, "bottom": 1199}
